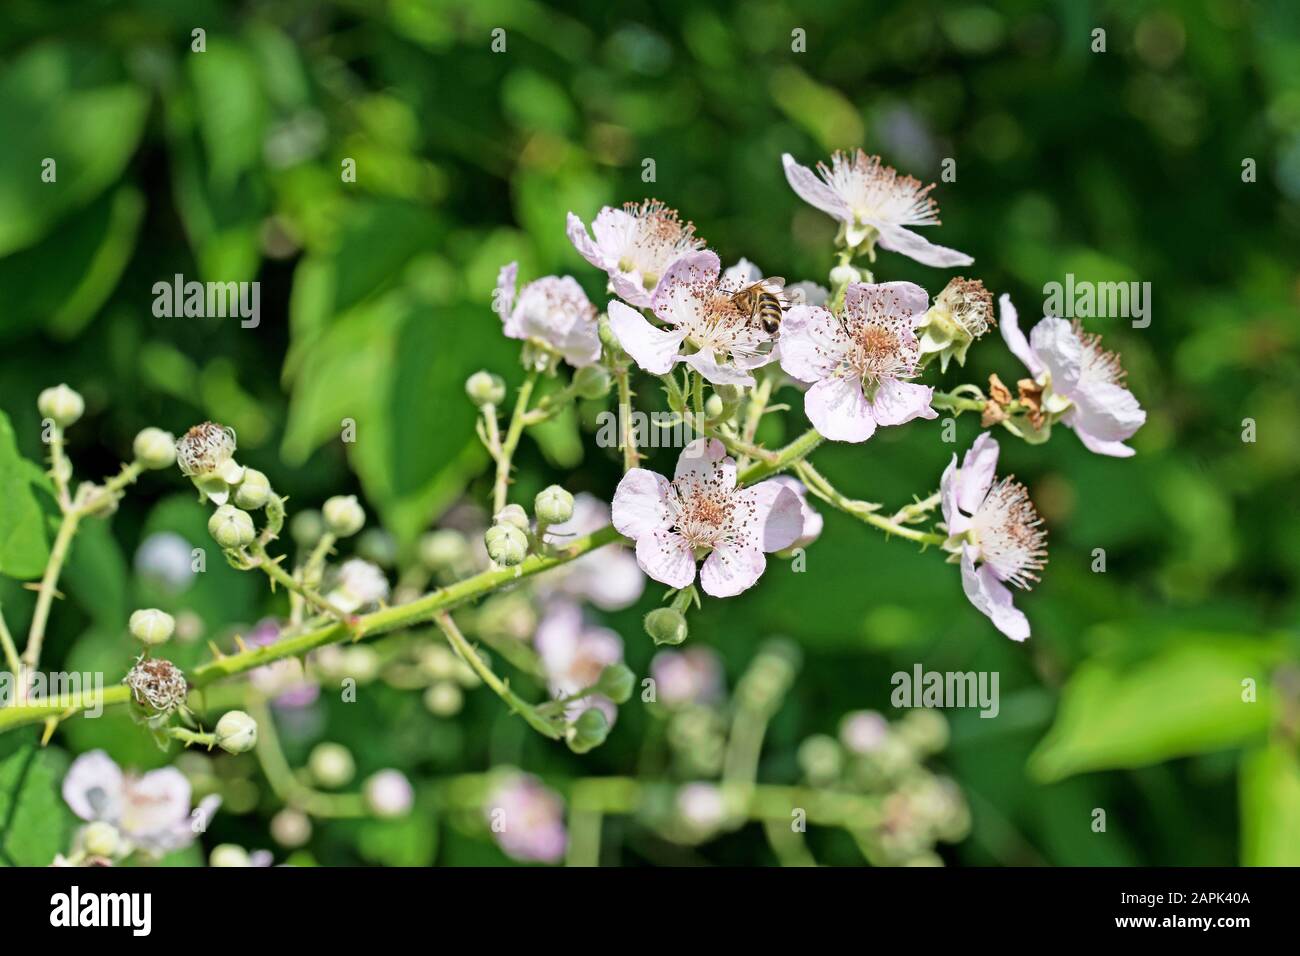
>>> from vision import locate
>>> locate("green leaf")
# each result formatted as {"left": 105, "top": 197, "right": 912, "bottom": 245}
{"left": 1029, "top": 636, "right": 1278, "bottom": 782}
{"left": 0, "top": 43, "right": 148, "bottom": 256}
{"left": 356, "top": 813, "right": 437, "bottom": 867}
{"left": 0, "top": 409, "right": 51, "bottom": 579}
{"left": 0, "top": 735, "right": 74, "bottom": 866}
{"left": 1239, "top": 742, "right": 1300, "bottom": 866}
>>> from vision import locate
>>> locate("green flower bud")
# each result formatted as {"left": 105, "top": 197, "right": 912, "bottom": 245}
{"left": 597, "top": 313, "right": 619, "bottom": 351}
{"left": 704, "top": 394, "right": 725, "bottom": 420}
{"left": 896, "top": 709, "right": 950, "bottom": 755}
{"left": 534, "top": 485, "right": 574, "bottom": 525}
{"left": 830, "top": 263, "right": 862, "bottom": 287}
{"left": 644, "top": 607, "right": 688, "bottom": 646}
{"left": 38, "top": 384, "right": 84, "bottom": 428}
{"left": 209, "top": 844, "right": 252, "bottom": 867}
{"left": 356, "top": 528, "right": 396, "bottom": 567}
{"left": 566, "top": 706, "right": 610, "bottom": 754}
{"left": 290, "top": 509, "right": 324, "bottom": 547}
{"left": 82, "top": 821, "right": 120, "bottom": 859}
{"left": 129, "top": 608, "right": 175, "bottom": 646}
{"left": 423, "top": 681, "right": 464, "bottom": 717}
{"left": 797, "top": 733, "right": 845, "bottom": 786}
{"left": 595, "top": 663, "right": 635, "bottom": 704}
{"left": 484, "top": 523, "right": 528, "bottom": 567}
{"left": 132, "top": 427, "right": 177, "bottom": 470}
{"left": 465, "top": 370, "right": 506, "bottom": 407}
{"left": 233, "top": 468, "right": 272, "bottom": 510}
{"left": 214, "top": 709, "right": 258, "bottom": 754}
{"left": 308, "top": 742, "right": 356, "bottom": 788}
{"left": 572, "top": 365, "right": 612, "bottom": 399}
{"left": 322, "top": 494, "right": 365, "bottom": 537}
{"left": 493, "top": 503, "right": 530, "bottom": 532}
{"left": 208, "top": 504, "right": 255, "bottom": 550}
{"left": 419, "top": 529, "right": 468, "bottom": 571}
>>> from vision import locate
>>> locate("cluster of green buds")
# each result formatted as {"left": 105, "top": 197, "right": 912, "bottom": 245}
{"left": 483, "top": 484, "right": 576, "bottom": 568}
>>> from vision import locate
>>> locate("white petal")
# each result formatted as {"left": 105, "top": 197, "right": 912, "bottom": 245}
{"left": 868, "top": 379, "right": 937, "bottom": 427}
{"left": 611, "top": 468, "right": 674, "bottom": 538}
{"left": 566, "top": 212, "right": 610, "bottom": 270}
{"left": 635, "top": 530, "right": 697, "bottom": 589}
{"left": 1067, "top": 381, "right": 1146, "bottom": 443}
{"left": 740, "top": 481, "right": 805, "bottom": 552}
{"left": 939, "top": 452, "right": 967, "bottom": 534}
{"left": 778, "top": 305, "right": 848, "bottom": 383}
{"left": 1029, "top": 317, "right": 1083, "bottom": 391}
{"left": 723, "top": 258, "right": 762, "bottom": 286}
{"left": 998, "top": 293, "right": 1043, "bottom": 377}
{"left": 607, "top": 300, "right": 685, "bottom": 374}
{"left": 682, "top": 348, "right": 755, "bottom": 386}
{"left": 873, "top": 223, "right": 973, "bottom": 268}
{"left": 674, "top": 437, "right": 736, "bottom": 488}
{"left": 956, "top": 432, "right": 1000, "bottom": 516}
{"left": 120, "top": 767, "right": 192, "bottom": 842}
{"left": 1068, "top": 424, "right": 1137, "bottom": 457}
{"left": 805, "top": 375, "right": 877, "bottom": 443}
{"left": 782, "top": 153, "right": 850, "bottom": 220}
{"left": 650, "top": 250, "right": 721, "bottom": 323}
{"left": 844, "top": 281, "right": 931, "bottom": 324}
{"left": 960, "top": 548, "right": 1030, "bottom": 642}
{"left": 62, "top": 750, "right": 124, "bottom": 823}
{"left": 610, "top": 271, "right": 653, "bottom": 309}
{"left": 495, "top": 262, "right": 517, "bottom": 320}
{"left": 699, "top": 543, "right": 766, "bottom": 597}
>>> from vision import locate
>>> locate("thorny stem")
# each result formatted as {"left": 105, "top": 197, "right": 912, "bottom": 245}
{"left": 0, "top": 524, "right": 622, "bottom": 732}
{"left": 249, "top": 541, "right": 351, "bottom": 625}
{"left": 614, "top": 366, "right": 640, "bottom": 471}
{"left": 931, "top": 390, "right": 987, "bottom": 414}
{"left": 796, "top": 460, "right": 946, "bottom": 546}
{"left": 493, "top": 370, "right": 538, "bottom": 513}
{"left": 737, "top": 428, "right": 823, "bottom": 484}
{"left": 0, "top": 606, "right": 22, "bottom": 678}
{"left": 168, "top": 727, "right": 216, "bottom": 749}
{"left": 434, "top": 610, "right": 562, "bottom": 740}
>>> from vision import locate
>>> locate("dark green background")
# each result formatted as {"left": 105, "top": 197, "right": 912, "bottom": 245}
{"left": 0, "top": 0, "right": 1297, "bottom": 865}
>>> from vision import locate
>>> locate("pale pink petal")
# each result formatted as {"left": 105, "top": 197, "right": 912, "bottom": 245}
{"left": 872, "top": 222, "right": 973, "bottom": 268}
{"left": 682, "top": 348, "right": 755, "bottom": 386}
{"left": 674, "top": 437, "right": 736, "bottom": 488}
{"left": 956, "top": 432, "right": 1000, "bottom": 516}
{"left": 739, "top": 481, "right": 805, "bottom": 552}
{"left": 723, "top": 258, "right": 763, "bottom": 287}
{"left": 844, "top": 280, "right": 931, "bottom": 325}
{"left": 960, "top": 547, "right": 1030, "bottom": 642}
{"left": 868, "top": 378, "right": 937, "bottom": 426}
{"left": 1067, "top": 416, "right": 1137, "bottom": 458}
{"left": 1066, "top": 381, "right": 1146, "bottom": 444}
{"left": 636, "top": 530, "right": 697, "bottom": 589}
{"left": 566, "top": 212, "right": 610, "bottom": 270}
{"left": 767, "top": 475, "right": 822, "bottom": 549}
{"left": 607, "top": 300, "right": 686, "bottom": 374}
{"left": 805, "top": 375, "right": 877, "bottom": 443}
{"left": 939, "top": 453, "right": 969, "bottom": 535}
{"left": 781, "top": 153, "right": 850, "bottom": 220}
{"left": 998, "top": 294, "right": 1042, "bottom": 377}
{"left": 1029, "top": 317, "right": 1083, "bottom": 392}
{"left": 62, "top": 750, "right": 124, "bottom": 823}
{"left": 610, "top": 271, "right": 653, "bottom": 309}
{"left": 612, "top": 468, "right": 674, "bottom": 538}
{"left": 778, "top": 305, "right": 848, "bottom": 382}
{"left": 699, "top": 543, "right": 766, "bottom": 597}
{"left": 121, "top": 768, "right": 191, "bottom": 841}
{"left": 650, "top": 250, "right": 721, "bottom": 323}
{"left": 495, "top": 262, "right": 518, "bottom": 320}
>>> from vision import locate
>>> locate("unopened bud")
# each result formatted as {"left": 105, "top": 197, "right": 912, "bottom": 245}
{"left": 423, "top": 681, "right": 464, "bottom": 716}
{"left": 214, "top": 709, "right": 258, "bottom": 754}
{"left": 270, "top": 809, "right": 312, "bottom": 848}
{"left": 644, "top": 607, "right": 688, "bottom": 646}
{"left": 364, "top": 769, "right": 414, "bottom": 818}
{"left": 129, "top": 608, "right": 175, "bottom": 646}
{"left": 484, "top": 524, "right": 528, "bottom": 566}
{"left": 233, "top": 468, "right": 272, "bottom": 510}
{"left": 322, "top": 494, "right": 365, "bottom": 537}
{"left": 132, "top": 428, "right": 177, "bottom": 470}
{"left": 419, "top": 529, "right": 468, "bottom": 571}
{"left": 82, "top": 821, "right": 120, "bottom": 858}
{"left": 290, "top": 509, "right": 324, "bottom": 547}
{"left": 208, "top": 505, "right": 255, "bottom": 550}
{"left": 308, "top": 742, "right": 355, "bottom": 788}
{"left": 595, "top": 663, "right": 635, "bottom": 704}
{"left": 209, "top": 844, "right": 252, "bottom": 867}
{"left": 830, "top": 264, "right": 862, "bottom": 287}
{"left": 493, "top": 503, "right": 530, "bottom": 532}
{"left": 534, "top": 485, "right": 574, "bottom": 525}
{"left": 38, "top": 384, "right": 84, "bottom": 428}
{"left": 566, "top": 706, "right": 610, "bottom": 754}
{"left": 465, "top": 370, "right": 506, "bottom": 407}
{"left": 572, "top": 365, "right": 612, "bottom": 399}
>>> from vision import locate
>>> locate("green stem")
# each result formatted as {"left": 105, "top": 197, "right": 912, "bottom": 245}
{"left": 737, "top": 376, "right": 773, "bottom": 471}
{"left": 0, "top": 606, "right": 22, "bottom": 678}
{"left": 249, "top": 697, "right": 366, "bottom": 818}
{"left": 931, "top": 391, "right": 986, "bottom": 414}
{"left": 737, "top": 428, "right": 823, "bottom": 484}
{"left": 614, "top": 366, "right": 640, "bottom": 472}
{"left": 434, "top": 610, "right": 562, "bottom": 740}
{"left": 493, "top": 371, "right": 538, "bottom": 513}
{"left": 21, "top": 510, "right": 81, "bottom": 673}
{"left": 795, "top": 460, "right": 946, "bottom": 546}
{"left": 169, "top": 727, "right": 216, "bottom": 749}
{"left": 0, "top": 525, "right": 624, "bottom": 733}
{"left": 250, "top": 541, "right": 351, "bottom": 624}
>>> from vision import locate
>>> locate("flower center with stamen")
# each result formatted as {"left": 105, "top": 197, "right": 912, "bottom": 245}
{"left": 1074, "top": 320, "right": 1127, "bottom": 387}
{"left": 619, "top": 199, "right": 705, "bottom": 283}
{"left": 843, "top": 317, "right": 915, "bottom": 385}
{"left": 818, "top": 150, "right": 941, "bottom": 228}
{"left": 971, "top": 478, "right": 1048, "bottom": 589}
{"left": 669, "top": 476, "right": 739, "bottom": 551}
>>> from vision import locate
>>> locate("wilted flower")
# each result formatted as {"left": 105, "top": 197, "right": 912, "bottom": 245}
{"left": 611, "top": 438, "right": 803, "bottom": 597}
{"left": 176, "top": 422, "right": 239, "bottom": 479}
{"left": 327, "top": 559, "right": 390, "bottom": 613}
{"left": 495, "top": 263, "right": 601, "bottom": 368}
{"left": 534, "top": 600, "right": 623, "bottom": 724}
{"left": 123, "top": 656, "right": 188, "bottom": 716}
{"left": 780, "top": 282, "right": 937, "bottom": 443}
{"left": 999, "top": 295, "right": 1146, "bottom": 457}
{"left": 917, "top": 277, "right": 994, "bottom": 371}
{"left": 566, "top": 199, "right": 706, "bottom": 308}
{"left": 782, "top": 150, "right": 972, "bottom": 267}
{"left": 485, "top": 772, "right": 567, "bottom": 864}
{"left": 650, "top": 646, "right": 724, "bottom": 708}
{"left": 940, "top": 433, "right": 1047, "bottom": 641}
{"left": 607, "top": 250, "right": 775, "bottom": 386}
{"left": 62, "top": 750, "right": 220, "bottom": 858}
{"left": 541, "top": 493, "right": 644, "bottom": 611}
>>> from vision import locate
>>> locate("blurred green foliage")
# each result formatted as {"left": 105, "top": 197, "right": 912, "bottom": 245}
{"left": 0, "top": 0, "right": 1298, "bottom": 865}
